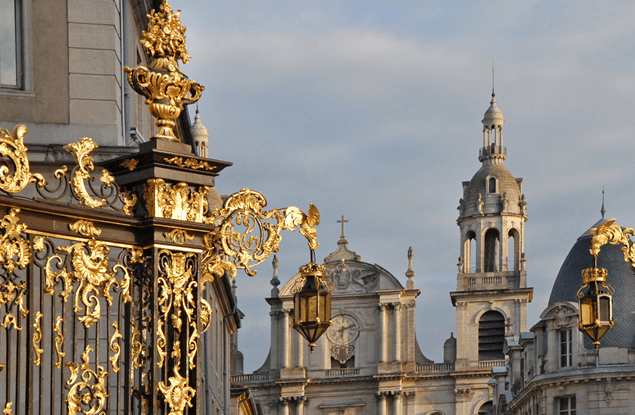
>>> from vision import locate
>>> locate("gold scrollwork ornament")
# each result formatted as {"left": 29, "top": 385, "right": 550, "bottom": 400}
{"left": 33, "top": 312, "right": 43, "bottom": 366}
{"left": 590, "top": 219, "right": 635, "bottom": 268}
{"left": 0, "top": 124, "right": 45, "bottom": 193}
{"left": 0, "top": 208, "right": 31, "bottom": 273}
{"left": 164, "top": 156, "right": 217, "bottom": 171}
{"left": 109, "top": 322, "right": 123, "bottom": 373}
{"left": 65, "top": 346, "right": 108, "bottom": 415}
{"left": 158, "top": 367, "right": 196, "bottom": 415}
{"left": 63, "top": 137, "right": 104, "bottom": 208}
{"left": 54, "top": 316, "right": 65, "bottom": 369}
{"left": 164, "top": 229, "right": 195, "bottom": 245}
{"left": 69, "top": 220, "right": 102, "bottom": 237}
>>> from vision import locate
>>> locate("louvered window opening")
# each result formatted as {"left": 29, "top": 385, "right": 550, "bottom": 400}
{"left": 479, "top": 311, "right": 505, "bottom": 360}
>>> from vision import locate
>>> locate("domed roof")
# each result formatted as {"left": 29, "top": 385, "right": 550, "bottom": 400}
{"left": 192, "top": 109, "right": 209, "bottom": 138}
{"left": 549, "top": 218, "right": 635, "bottom": 348}
{"left": 460, "top": 163, "right": 523, "bottom": 217}
{"left": 482, "top": 94, "right": 505, "bottom": 127}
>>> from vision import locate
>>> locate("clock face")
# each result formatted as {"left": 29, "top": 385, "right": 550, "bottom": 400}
{"left": 327, "top": 315, "right": 360, "bottom": 345}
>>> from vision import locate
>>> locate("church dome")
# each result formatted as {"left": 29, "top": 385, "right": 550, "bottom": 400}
{"left": 548, "top": 218, "right": 635, "bottom": 348}
{"left": 460, "top": 163, "right": 522, "bottom": 217}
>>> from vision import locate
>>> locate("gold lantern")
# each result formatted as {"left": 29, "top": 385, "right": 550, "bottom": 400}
{"left": 293, "top": 262, "right": 333, "bottom": 352}
{"left": 577, "top": 266, "right": 614, "bottom": 349}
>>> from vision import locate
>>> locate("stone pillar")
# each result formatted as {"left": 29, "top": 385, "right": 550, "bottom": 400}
{"left": 270, "top": 309, "right": 280, "bottom": 370}
{"left": 296, "top": 397, "right": 306, "bottom": 415}
{"left": 379, "top": 304, "right": 387, "bottom": 362}
{"left": 393, "top": 392, "right": 402, "bottom": 415}
{"left": 404, "top": 392, "right": 416, "bottom": 415}
{"left": 377, "top": 393, "right": 388, "bottom": 415}
{"left": 394, "top": 303, "right": 402, "bottom": 362}
{"left": 406, "top": 304, "right": 415, "bottom": 363}
{"left": 283, "top": 309, "right": 290, "bottom": 368}
{"left": 280, "top": 399, "right": 289, "bottom": 415}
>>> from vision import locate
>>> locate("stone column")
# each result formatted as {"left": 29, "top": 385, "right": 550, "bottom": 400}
{"left": 270, "top": 309, "right": 279, "bottom": 370}
{"left": 280, "top": 399, "right": 289, "bottom": 415}
{"left": 393, "top": 392, "right": 402, "bottom": 415}
{"left": 296, "top": 397, "right": 306, "bottom": 415}
{"left": 394, "top": 303, "right": 402, "bottom": 362}
{"left": 283, "top": 309, "right": 290, "bottom": 368}
{"left": 377, "top": 393, "right": 388, "bottom": 415}
{"left": 404, "top": 392, "right": 415, "bottom": 415}
{"left": 406, "top": 304, "right": 415, "bottom": 363}
{"left": 297, "top": 330, "right": 304, "bottom": 367}
{"left": 379, "top": 303, "right": 387, "bottom": 362}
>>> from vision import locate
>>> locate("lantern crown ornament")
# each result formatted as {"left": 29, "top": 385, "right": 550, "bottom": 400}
{"left": 293, "top": 262, "right": 334, "bottom": 352}
{"left": 124, "top": 0, "right": 204, "bottom": 142}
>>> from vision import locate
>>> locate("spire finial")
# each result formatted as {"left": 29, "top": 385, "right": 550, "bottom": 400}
{"left": 337, "top": 215, "right": 348, "bottom": 240}
{"left": 196, "top": 103, "right": 199, "bottom": 115}
{"left": 492, "top": 59, "right": 495, "bottom": 98}
{"left": 601, "top": 187, "right": 606, "bottom": 219}
{"left": 270, "top": 255, "right": 280, "bottom": 297}
{"left": 406, "top": 246, "right": 415, "bottom": 289}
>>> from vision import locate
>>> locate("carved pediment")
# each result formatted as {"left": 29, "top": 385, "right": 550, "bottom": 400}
{"left": 540, "top": 301, "right": 578, "bottom": 328}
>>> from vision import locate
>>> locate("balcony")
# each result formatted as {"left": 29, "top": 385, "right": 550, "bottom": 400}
{"left": 231, "top": 373, "right": 271, "bottom": 384}
{"left": 416, "top": 363, "right": 455, "bottom": 373}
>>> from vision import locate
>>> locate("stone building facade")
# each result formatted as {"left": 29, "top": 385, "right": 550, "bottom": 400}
{"left": 231, "top": 95, "right": 533, "bottom": 415}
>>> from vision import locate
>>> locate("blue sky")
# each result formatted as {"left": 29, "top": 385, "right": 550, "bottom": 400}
{"left": 170, "top": 0, "right": 635, "bottom": 372}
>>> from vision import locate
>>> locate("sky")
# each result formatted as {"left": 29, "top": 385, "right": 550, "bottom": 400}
{"left": 169, "top": 0, "right": 635, "bottom": 373}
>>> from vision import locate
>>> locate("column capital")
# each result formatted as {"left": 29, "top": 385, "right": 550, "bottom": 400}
{"left": 376, "top": 391, "right": 389, "bottom": 400}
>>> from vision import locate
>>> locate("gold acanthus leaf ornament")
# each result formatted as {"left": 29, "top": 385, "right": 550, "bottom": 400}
{"left": 590, "top": 218, "right": 635, "bottom": 269}
{"left": 164, "top": 156, "right": 217, "bottom": 171}
{"left": 144, "top": 179, "right": 209, "bottom": 222}
{"left": 0, "top": 208, "right": 31, "bottom": 273}
{"left": 68, "top": 220, "right": 102, "bottom": 237}
{"left": 158, "top": 367, "right": 196, "bottom": 415}
{"left": 109, "top": 322, "right": 123, "bottom": 373}
{"left": 0, "top": 124, "right": 46, "bottom": 193}
{"left": 120, "top": 158, "right": 138, "bottom": 171}
{"left": 54, "top": 316, "right": 65, "bottom": 369}
{"left": 32, "top": 312, "right": 43, "bottom": 366}
{"left": 2, "top": 403, "right": 12, "bottom": 415}
{"left": 63, "top": 137, "right": 104, "bottom": 208}
{"left": 202, "top": 188, "right": 321, "bottom": 277}
{"left": 164, "top": 229, "right": 195, "bottom": 245}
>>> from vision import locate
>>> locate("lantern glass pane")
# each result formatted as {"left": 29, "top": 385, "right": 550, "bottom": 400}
{"left": 308, "top": 295, "right": 317, "bottom": 321}
{"left": 599, "top": 296, "right": 611, "bottom": 322}
{"left": 579, "top": 298, "right": 595, "bottom": 326}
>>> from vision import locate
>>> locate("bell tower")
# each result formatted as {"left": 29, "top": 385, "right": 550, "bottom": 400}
{"left": 451, "top": 93, "right": 533, "bottom": 369}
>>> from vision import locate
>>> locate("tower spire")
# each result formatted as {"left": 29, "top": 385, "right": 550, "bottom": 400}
{"left": 492, "top": 59, "right": 495, "bottom": 97}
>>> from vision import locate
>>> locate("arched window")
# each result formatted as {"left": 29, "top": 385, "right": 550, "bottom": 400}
{"left": 484, "top": 228, "right": 499, "bottom": 272}
{"left": 478, "top": 311, "right": 505, "bottom": 361}
{"left": 478, "top": 401, "right": 493, "bottom": 415}
{"left": 488, "top": 177, "right": 496, "bottom": 193}
{"left": 464, "top": 231, "right": 476, "bottom": 273}
{"left": 507, "top": 228, "right": 520, "bottom": 271}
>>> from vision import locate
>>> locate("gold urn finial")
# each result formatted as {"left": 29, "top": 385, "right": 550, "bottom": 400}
{"left": 124, "top": 0, "right": 204, "bottom": 143}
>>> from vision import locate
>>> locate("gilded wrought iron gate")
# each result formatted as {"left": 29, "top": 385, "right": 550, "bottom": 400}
{"left": 0, "top": 125, "right": 317, "bottom": 415}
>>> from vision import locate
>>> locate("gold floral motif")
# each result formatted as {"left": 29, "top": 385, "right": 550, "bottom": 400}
{"left": 120, "top": 158, "right": 138, "bottom": 171}
{"left": 0, "top": 313, "right": 21, "bottom": 330}
{"left": 53, "top": 239, "right": 132, "bottom": 328}
{"left": 164, "top": 157, "right": 217, "bottom": 172}
{"left": 157, "top": 319, "right": 167, "bottom": 368}
{"left": 0, "top": 124, "right": 46, "bottom": 193}
{"left": 163, "top": 229, "right": 195, "bottom": 245}
{"left": 158, "top": 251, "right": 196, "bottom": 331}
{"left": 33, "top": 312, "right": 43, "bottom": 366}
{"left": 109, "top": 322, "right": 123, "bottom": 373}
{"left": 65, "top": 345, "right": 108, "bottom": 415}
{"left": 44, "top": 255, "right": 73, "bottom": 302}
{"left": 121, "top": 191, "right": 138, "bottom": 216}
{"left": 590, "top": 219, "right": 635, "bottom": 269}
{"left": 158, "top": 367, "right": 195, "bottom": 415}
{"left": 131, "top": 323, "right": 143, "bottom": 369}
{"left": 2, "top": 403, "right": 12, "bottom": 415}
{"left": 203, "top": 188, "right": 320, "bottom": 276}
{"left": 140, "top": 0, "right": 191, "bottom": 65}
{"left": 144, "top": 179, "right": 210, "bottom": 222}
{"left": 54, "top": 316, "right": 65, "bottom": 369}
{"left": 63, "top": 137, "right": 104, "bottom": 208}
{"left": 68, "top": 220, "right": 102, "bottom": 237}
{"left": 0, "top": 208, "right": 31, "bottom": 273}
{"left": 33, "top": 236, "right": 45, "bottom": 252}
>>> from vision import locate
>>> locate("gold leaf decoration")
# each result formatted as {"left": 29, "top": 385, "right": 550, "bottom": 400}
{"left": 200, "top": 297, "right": 213, "bottom": 333}
{"left": 109, "top": 322, "right": 123, "bottom": 373}
{"left": 131, "top": 323, "right": 143, "bottom": 369}
{"left": 0, "top": 124, "right": 46, "bottom": 193}
{"left": 141, "top": 0, "right": 191, "bottom": 64}
{"left": 590, "top": 218, "right": 635, "bottom": 269}
{"left": 65, "top": 345, "right": 108, "bottom": 415}
{"left": 2, "top": 403, "right": 12, "bottom": 415}
{"left": 158, "top": 367, "right": 195, "bottom": 415}
{"left": 68, "top": 220, "right": 102, "bottom": 237}
{"left": 120, "top": 158, "right": 138, "bottom": 171}
{"left": 33, "top": 236, "right": 45, "bottom": 252}
{"left": 122, "top": 191, "right": 138, "bottom": 216}
{"left": 187, "top": 322, "right": 199, "bottom": 370}
{"left": 157, "top": 320, "right": 167, "bottom": 368}
{"left": 100, "top": 169, "right": 115, "bottom": 186}
{"left": 63, "top": 137, "right": 104, "bottom": 208}
{"left": 144, "top": 179, "right": 210, "bottom": 222}
{"left": 164, "top": 156, "right": 217, "bottom": 172}
{"left": 32, "top": 312, "right": 43, "bottom": 366}
{"left": 164, "top": 229, "right": 195, "bottom": 245}
{"left": 54, "top": 316, "right": 65, "bottom": 369}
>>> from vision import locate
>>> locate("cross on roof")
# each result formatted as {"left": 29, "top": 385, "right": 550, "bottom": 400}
{"left": 337, "top": 215, "right": 348, "bottom": 239}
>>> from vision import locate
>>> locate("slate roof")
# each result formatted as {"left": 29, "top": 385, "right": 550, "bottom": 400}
{"left": 548, "top": 218, "right": 635, "bottom": 349}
